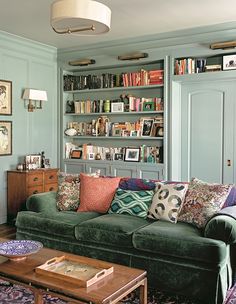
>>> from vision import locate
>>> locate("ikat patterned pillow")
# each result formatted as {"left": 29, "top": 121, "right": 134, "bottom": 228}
{"left": 178, "top": 178, "right": 232, "bottom": 228}
{"left": 148, "top": 182, "right": 188, "bottom": 223}
{"left": 108, "top": 188, "right": 154, "bottom": 218}
{"left": 56, "top": 172, "right": 80, "bottom": 211}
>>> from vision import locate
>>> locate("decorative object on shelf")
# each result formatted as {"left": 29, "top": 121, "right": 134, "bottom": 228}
{"left": 141, "top": 118, "right": 154, "bottom": 137}
{"left": 223, "top": 54, "right": 236, "bottom": 70}
{"left": 51, "top": 0, "right": 111, "bottom": 35}
{"left": 210, "top": 40, "right": 236, "bottom": 50}
{"left": 0, "top": 121, "right": 12, "bottom": 156}
{"left": 0, "top": 240, "right": 43, "bottom": 261}
{"left": 111, "top": 102, "right": 124, "bottom": 113}
{"left": 118, "top": 52, "right": 148, "bottom": 61}
{"left": 95, "top": 152, "right": 101, "bottom": 160}
{"left": 25, "top": 154, "right": 42, "bottom": 170}
{"left": 16, "top": 163, "right": 24, "bottom": 170}
{"left": 114, "top": 153, "right": 123, "bottom": 161}
{"left": 64, "top": 127, "right": 77, "bottom": 136}
{"left": 22, "top": 89, "right": 48, "bottom": 112}
{"left": 143, "top": 101, "right": 155, "bottom": 111}
{"left": 65, "top": 100, "right": 75, "bottom": 113}
{"left": 0, "top": 79, "right": 12, "bottom": 115}
{"left": 124, "top": 147, "right": 140, "bottom": 162}
{"left": 41, "top": 151, "right": 46, "bottom": 168}
{"left": 68, "top": 58, "right": 96, "bottom": 66}
{"left": 71, "top": 149, "right": 82, "bottom": 159}
{"left": 104, "top": 100, "right": 110, "bottom": 113}
{"left": 44, "top": 158, "right": 51, "bottom": 168}
{"left": 95, "top": 115, "right": 109, "bottom": 136}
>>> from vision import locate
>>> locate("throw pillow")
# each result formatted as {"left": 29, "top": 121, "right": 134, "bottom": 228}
{"left": 108, "top": 188, "right": 154, "bottom": 218}
{"left": 56, "top": 172, "right": 80, "bottom": 211}
{"left": 119, "top": 177, "right": 156, "bottom": 191}
{"left": 223, "top": 186, "right": 236, "bottom": 208}
{"left": 148, "top": 182, "right": 188, "bottom": 223}
{"left": 78, "top": 173, "right": 121, "bottom": 213}
{"left": 178, "top": 178, "right": 232, "bottom": 228}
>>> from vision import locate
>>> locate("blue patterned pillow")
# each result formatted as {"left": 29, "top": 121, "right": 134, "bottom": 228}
{"left": 108, "top": 188, "right": 154, "bottom": 218}
{"left": 119, "top": 178, "right": 156, "bottom": 191}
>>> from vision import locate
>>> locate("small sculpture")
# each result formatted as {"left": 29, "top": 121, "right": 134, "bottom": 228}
{"left": 95, "top": 116, "right": 110, "bottom": 136}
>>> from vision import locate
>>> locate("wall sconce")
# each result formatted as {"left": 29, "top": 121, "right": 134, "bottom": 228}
{"left": 22, "top": 89, "right": 48, "bottom": 112}
{"left": 68, "top": 58, "right": 96, "bottom": 66}
{"left": 118, "top": 52, "right": 148, "bottom": 61}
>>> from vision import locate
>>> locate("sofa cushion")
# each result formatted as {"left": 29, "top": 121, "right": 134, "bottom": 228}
{"left": 119, "top": 177, "right": 156, "bottom": 191}
{"left": 132, "top": 220, "right": 227, "bottom": 264}
{"left": 178, "top": 178, "right": 232, "bottom": 228}
{"left": 56, "top": 172, "right": 80, "bottom": 211}
{"left": 108, "top": 188, "right": 154, "bottom": 218}
{"left": 148, "top": 182, "right": 188, "bottom": 223}
{"left": 78, "top": 173, "right": 121, "bottom": 213}
{"left": 75, "top": 213, "right": 150, "bottom": 248}
{"left": 16, "top": 210, "right": 101, "bottom": 239}
{"left": 223, "top": 186, "right": 236, "bottom": 208}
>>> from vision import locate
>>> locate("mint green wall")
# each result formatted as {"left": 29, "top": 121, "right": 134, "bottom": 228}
{"left": 0, "top": 32, "right": 58, "bottom": 224}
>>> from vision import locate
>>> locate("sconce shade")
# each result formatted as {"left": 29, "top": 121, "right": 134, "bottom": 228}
{"left": 22, "top": 89, "right": 48, "bottom": 101}
{"left": 22, "top": 89, "right": 48, "bottom": 112}
{"left": 51, "top": 0, "right": 111, "bottom": 35}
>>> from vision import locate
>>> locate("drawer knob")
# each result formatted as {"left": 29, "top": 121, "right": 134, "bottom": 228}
{"left": 33, "top": 190, "right": 38, "bottom": 194}
{"left": 49, "top": 175, "right": 54, "bottom": 180}
{"left": 33, "top": 177, "right": 38, "bottom": 181}
{"left": 49, "top": 187, "right": 54, "bottom": 191}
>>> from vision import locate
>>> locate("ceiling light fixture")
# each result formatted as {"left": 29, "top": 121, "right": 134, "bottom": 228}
{"left": 118, "top": 52, "right": 149, "bottom": 61}
{"left": 210, "top": 41, "right": 236, "bottom": 50}
{"left": 51, "top": 0, "right": 111, "bottom": 35}
{"left": 68, "top": 59, "right": 96, "bottom": 66}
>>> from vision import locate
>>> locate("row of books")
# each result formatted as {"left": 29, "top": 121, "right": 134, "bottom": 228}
{"left": 65, "top": 142, "right": 163, "bottom": 163}
{"left": 174, "top": 58, "right": 222, "bottom": 75}
{"left": 68, "top": 97, "right": 164, "bottom": 114}
{"left": 65, "top": 116, "right": 164, "bottom": 138}
{"left": 63, "top": 69, "right": 164, "bottom": 91}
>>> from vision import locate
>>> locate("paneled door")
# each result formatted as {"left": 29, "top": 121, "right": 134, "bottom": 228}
{"left": 181, "top": 80, "right": 236, "bottom": 183}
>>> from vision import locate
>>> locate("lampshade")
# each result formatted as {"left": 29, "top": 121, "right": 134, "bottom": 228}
{"left": 22, "top": 89, "right": 48, "bottom": 101}
{"left": 51, "top": 0, "right": 111, "bottom": 35}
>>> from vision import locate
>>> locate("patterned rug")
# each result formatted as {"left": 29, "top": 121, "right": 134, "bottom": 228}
{"left": 0, "top": 280, "right": 235, "bottom": 304}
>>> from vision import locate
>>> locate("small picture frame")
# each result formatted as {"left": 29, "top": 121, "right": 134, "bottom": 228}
{"left": 223, "top": 54, "right": 236, "bottom": 70}
{"left": 111, "top": 102, "right": 124, "bottom": 113}
{"left": 124, "top": 147, "right": 140, "bottom": 162}
{"left": 88, "top": 152, "right": 95, "bottom": 160}
{"left": 71, "top": 149, "right": 82, "bottom": 159}
{"left": 141, "top": 118, "right": 154, "bottom": 137}
{"left": 143, "top": 101, "right": 155, "bottom": 111}
{"left": 0, "top": 120, "right": 12, "bottom": 156}
{"left": 112, "top": 128, "right": 122, "bottom": 137}
{"left": 130, "top": 130, "right": 139, "bottom": 137}
{"left": 105, "top": 152, "right": 112, "bottom": 161}
{"left": 30, "top": 154, "right": 41, "bottom": 169}
{"left": 114, "top": 153, "right": 123, "bottom": 161}
{"left": 0, "top": 80, "right": 12, "bottom": 115}
{"left": 122, "top": 130, "right": 130, "bottom": 137}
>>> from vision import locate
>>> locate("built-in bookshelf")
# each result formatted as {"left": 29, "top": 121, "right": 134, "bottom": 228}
{"left": 61, "top": 58, "right": 168, "bottom": 179}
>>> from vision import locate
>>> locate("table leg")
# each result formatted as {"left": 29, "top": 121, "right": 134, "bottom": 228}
{"left": 139, "top": 278, "right": 147, "bottom": 304}
{"left": 34, "top": 289, "right": 44, "bottom": 304}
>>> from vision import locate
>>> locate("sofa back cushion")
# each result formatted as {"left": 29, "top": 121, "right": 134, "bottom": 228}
{"left": 78, "top": 173, "right": 121, "bottom": 213}
{"left": 119, "top": 177, "right": 156, "bottom": 191}
{"left": 108, "top": 188, "right": 154, "bottom": 218}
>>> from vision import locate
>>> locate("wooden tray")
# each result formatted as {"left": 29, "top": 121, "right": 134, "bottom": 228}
{"left": 35, "top": 255, "right": 113, "bottom": 287}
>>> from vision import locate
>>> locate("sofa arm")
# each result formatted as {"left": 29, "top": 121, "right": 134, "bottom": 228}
{"left": 204, "top": 215, "right": 236, "bottom": 245}
{"left": 26, "top": 191, "right": 59, "bottom": 214}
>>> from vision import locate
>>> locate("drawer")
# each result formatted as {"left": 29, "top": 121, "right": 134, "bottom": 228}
{"left": 44, "top": 183, "right": 58, "bottom": 192}
{"left": 28, "top": 173, "right": 43, "bottom": 186}
{"left": 44, "top": 171, "right": 58, "bottom": 184}
{"left": 27, "top": 185, "right": 44, "bottom": 196}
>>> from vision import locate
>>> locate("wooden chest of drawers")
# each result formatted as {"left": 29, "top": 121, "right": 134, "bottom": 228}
{"left": 7, "top": 168, "right": 59, "bottom": 223}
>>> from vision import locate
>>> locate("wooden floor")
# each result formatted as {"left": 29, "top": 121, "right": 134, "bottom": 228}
{"left": 0, "top": 224, "right": 16, "bottom": 239}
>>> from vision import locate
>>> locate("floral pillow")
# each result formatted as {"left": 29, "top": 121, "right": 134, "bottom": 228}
{"left": 178, "top": 178, "right": 232, "bottom": 228}
{"left": 56, "top": 172, "right": 80, "bottom": 211}
{"left": 148, "top": 182, "right": 188, "bottom": 223}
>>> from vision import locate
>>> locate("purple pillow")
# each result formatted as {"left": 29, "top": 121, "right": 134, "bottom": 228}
{"left": 223, "top": 187, "right": 236, "bottom": 208}
{"left": 119, "top": 178, "right": 156, "bottom": 191}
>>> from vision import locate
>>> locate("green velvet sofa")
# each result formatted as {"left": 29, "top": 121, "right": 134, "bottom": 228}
{"left": 15, "top": 191, "right": 236, "bottom": 304}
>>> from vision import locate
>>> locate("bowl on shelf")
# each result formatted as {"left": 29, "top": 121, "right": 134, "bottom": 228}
{"left": 0, "top": 240, "right": 43, "bottom": 261}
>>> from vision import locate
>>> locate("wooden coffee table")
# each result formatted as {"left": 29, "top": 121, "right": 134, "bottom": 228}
{"left": 0, "top": 240, "right": 147, "bottom": 304}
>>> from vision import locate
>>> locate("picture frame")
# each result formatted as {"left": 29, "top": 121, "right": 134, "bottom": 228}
{"left": 111, "top": 102, "right": 124, "bottom": 113}
{"left": 105, "top": 152, "right": 112, "bottom": 161}
{"left": 88, "top": 152, "right": 95, "bottom": 160}
{"left": 130, "top": 130, "right": 139, "bottom": 137}
{"left": 141, "top": 118, "right": 154, "bottom": 137}
{"left": 124, "top": 147, "right": 140, "bottom": 162}
{"left": 112, "top": 128, "right": 122, "bottom": 137}
{"left": 143, "top": 101, "right": 155, "bottom": 111}
{"left": 70, "top": 149, "right": 82, "bottom": 159}
{"left": 0, "top": 120, "right": 12, "bottom": 156}
{"left": 223, "top": 54, "right": 236, "bottom": 70}
{"left": 114, "top": 153, "right": 124, "bottom": 161}
{"left": 0, "top": 80, "right": 12, "bottom": 115}
{"left": 30, "top": 154, "right": 41, "bottom": 169}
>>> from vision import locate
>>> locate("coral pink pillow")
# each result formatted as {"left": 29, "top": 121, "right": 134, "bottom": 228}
{"left": 78, "top": 173, "right": 121, "bottom": 213}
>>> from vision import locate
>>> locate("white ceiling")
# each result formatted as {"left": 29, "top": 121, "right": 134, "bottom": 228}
{"left": 0, "top": 0, "right": 236, "bottom": 50}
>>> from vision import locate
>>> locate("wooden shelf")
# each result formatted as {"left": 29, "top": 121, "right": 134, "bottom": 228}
{"left": 65, "top": 111, "right": 164, "bottom": 116}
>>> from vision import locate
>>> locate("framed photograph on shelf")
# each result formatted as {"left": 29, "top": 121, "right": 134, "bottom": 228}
{"left": 70, "top": 149, "right": 82, "bottom": 159}
{"left": 30, "top": 154, "right": 41, "bottom": 169}
{"left": 143, "top": 101, "right": 155, "bottom": 111}
{"left": 124, "top": 147, "right": 140, "bottom": 162}
{"left": 112, "top": 128, "right": 122, "bottom": 137}
{"left": 111, "top": 102, "right": 124, "bottom": 113}
{"left": 105, "top": 152, "right": 112, "bottom": 161}
{"left": 223, "top": 54, "right": 236, "bottom": 70}
{"left": 88, "top": 153, "right": 95, "bottom": 160}
{"left": 114, "top": 153, "right": 123, "bottom": 161}
{"left": 141, "top": 118, "right": 154, "bottom": 137}
{"left": 0, "top": 120, "right": 12, "bottom": 156}
{"left": 130, "top": 130, "right": 139, "bottom": 137}
{"left": 0, "top": 80, "right": 12, "bottom": 115}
